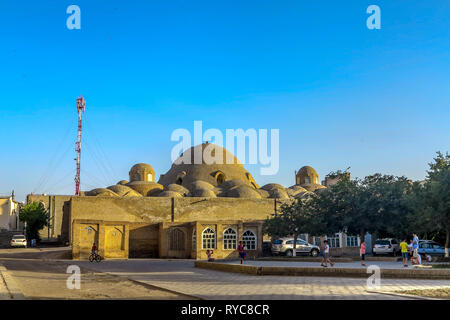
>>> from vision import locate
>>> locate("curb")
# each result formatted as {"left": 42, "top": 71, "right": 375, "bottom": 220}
{"left": 195, "top": 262, "right": 450, "bottom": 280}
{"left": 366, "top": 290, "right": 441, "bottom": 300}
{"left": 0, "top": 264, "right": 26, "bottom": 300}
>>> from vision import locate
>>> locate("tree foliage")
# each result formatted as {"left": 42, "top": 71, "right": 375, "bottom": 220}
{"left": 263, "top": 151, "right": 449, "bottom": 257}
{"left": 19, "top": 202, "right": 50, "bottom": 242}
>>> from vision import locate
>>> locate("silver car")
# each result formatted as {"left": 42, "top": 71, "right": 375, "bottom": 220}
{"left": 372, "top": 238, "right": 400, "bottom": 256}
{"left": 10, "top": 234, "right": 27, "bottom": 248}
{"left": 271, "top": 237, "right": 320, "bottom": 257}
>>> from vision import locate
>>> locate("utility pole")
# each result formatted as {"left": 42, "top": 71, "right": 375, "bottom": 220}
{"left": 75, "top": 96, "right": 85, "bottom": 196}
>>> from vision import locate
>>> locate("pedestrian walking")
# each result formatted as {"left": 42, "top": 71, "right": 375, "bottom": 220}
{"left": 412, "top": 233, "right": 420, "bottom": 265}
{"left": 360, "top": 240, "right": 366, "bottom": 266}
{"left": 206, "top": 249, "right": 214, "bottom": 262}
{"left": 238, "top": 241, "right": 246, "bottom": 264}
{"left": 321, "top": 240, "right": 334, "bottom": 267}
{"left": 399, "top": 239, "right": 409, "bottom": 267}
{"left": 408, "top": 239, "right": 413, "bottom": 261}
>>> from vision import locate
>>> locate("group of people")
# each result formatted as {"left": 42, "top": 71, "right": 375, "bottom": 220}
{"left": 321, "top": 233, "right": 430, "bottom": 268}
{"left": 206, "top": 241, "right": 248, "bottom": 264}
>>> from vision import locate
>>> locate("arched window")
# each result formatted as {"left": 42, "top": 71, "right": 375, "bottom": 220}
{"left": 202, "top": 227, "right": 216, "bottom": 249}
{"left": 176, "top": 178, "right": 183, "bottom": 185}
{"left": 223, "top": 228, "right": 237, "bottom": 250}
{"left": 242, "top": 230, "right": 257, "bottom": 250}
{"left": 169, "top": 228, "right": 185, "bottom": 251}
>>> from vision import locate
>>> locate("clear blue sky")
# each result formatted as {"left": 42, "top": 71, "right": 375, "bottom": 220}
{"left": 1, "top": 1, "right": 449, "bottom": 201}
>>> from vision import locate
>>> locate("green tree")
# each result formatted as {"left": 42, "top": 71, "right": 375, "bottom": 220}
{"left": 19, "top": 202, "right": 50, "bottom": 242}
{"left": 263, "top": 197, "right": 320, "bottom": 256}
{"left": 422, "top": 152, "right": 450, "bottom": 256}
{"left": 313, "top": 172, "right": 411, "bottom": 241}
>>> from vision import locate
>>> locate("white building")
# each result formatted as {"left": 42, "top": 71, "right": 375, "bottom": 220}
{"left": 0, "top": 193, "right": 21, "bottom": 231}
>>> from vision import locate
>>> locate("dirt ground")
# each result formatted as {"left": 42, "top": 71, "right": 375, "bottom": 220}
{"left": 395, "top": 288, "right": 450, "bottom": 299}
{"left": 0, "top": 248, "right": 192, "bottom": 300}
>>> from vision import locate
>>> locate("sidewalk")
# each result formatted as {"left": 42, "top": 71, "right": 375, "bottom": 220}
{"left": 0, "top": 264, "right": 25, "bottom": 300}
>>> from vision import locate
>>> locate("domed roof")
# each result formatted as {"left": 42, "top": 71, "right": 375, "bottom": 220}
{"left": 117, "top": 180, "right": 129, "bottom": 186}
{"left": 126, "top": 181, "right": 163, "bottom": 196}
{"left": 287, "top": 185, "right": 308, "bottom": 196}
{"left": 296, "top": 166, "right": 320, "bottom": 186}
{"left": 268, "top": 188, "right": 289, "bottom": 199}
{"left": 165, "top": 183, "right": 189, "bottom": 195}
{"left": 297, "top": 166, "right": 318, "bottom": 177}
{"left": 224, "top": 185, "right": 262, "bottom": 199}
{"left": 85, "top": 188, "right": 119, "bottom": 197}
{"left": 158, "top": 143, "right": 259, "bottom": 189}
{"left": 129, "top": 163, "right": 155, "bottom": 183}
{"left": 187, "top": 180, "right": 215, "bottom": 192}
{"left": 107, "top": 185, "right": 142, "bottom": 197}
{"left": 261, "top": 183, "right": 285, "bottom": 191}
{"left": 130, "top": 163, "right": 154, "bottom": 172}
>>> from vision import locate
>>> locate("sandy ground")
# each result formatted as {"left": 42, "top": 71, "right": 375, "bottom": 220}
{"left": 0, "top": 248, "right": 192, "bottom": 300}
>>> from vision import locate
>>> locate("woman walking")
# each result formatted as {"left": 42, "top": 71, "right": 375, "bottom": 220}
{"left": 360, "top": 240, "right": 366, "bottom": 266}
{"left": 238, "top": 241, "right": 246, "bottom": 264}
{"left": 321, "top": 240, "right": 334, "bottom": 267}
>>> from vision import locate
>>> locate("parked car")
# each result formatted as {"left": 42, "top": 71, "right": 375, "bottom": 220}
{"left": 10, "top": 234, "right": 27, "bottom": 248}
{"left": 418, "top": 240, "right": 446, "bottom": 257}
{"left": 271, "top": 238, "right": 320, "bottom": 257}
{"left": 372, "top": 238, "right": 400, "bottom": 256}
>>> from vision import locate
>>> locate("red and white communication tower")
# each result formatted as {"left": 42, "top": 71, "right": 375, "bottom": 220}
{"left": 75, "top": 96, "right": 86, "bottom": 196}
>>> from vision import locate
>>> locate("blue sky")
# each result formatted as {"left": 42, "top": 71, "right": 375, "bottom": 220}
{"left": 0, "top": 1, "right": 449, "bottom": 201}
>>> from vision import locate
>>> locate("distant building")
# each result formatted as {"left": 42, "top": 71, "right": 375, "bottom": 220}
{"left": 0, "top": 192, "right": 21, "bottom": 231}
{"left": 28, "top": 143, "right": 361, "bottom": 259}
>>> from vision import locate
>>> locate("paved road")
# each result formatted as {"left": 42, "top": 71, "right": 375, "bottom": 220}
{"left": 0, "top": 250, "right": 190, "bottom": 299}
{"left": 74, "top": 259, "right": 450, "bottom": 300}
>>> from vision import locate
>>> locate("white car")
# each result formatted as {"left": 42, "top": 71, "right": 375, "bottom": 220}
{"left": 271, "top": 237, "right": 321, "bottom": 257}
{"left": 10, "top": 235, "right": 27, "bottom": 248}
{"left": 372, "top": 238, "right": 400, "bottom": 256}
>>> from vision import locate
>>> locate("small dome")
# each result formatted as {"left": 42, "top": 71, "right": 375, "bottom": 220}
{"left": 261, "top": 183, "right": 285, "bottom": 191}
{"left": 296, "top": 166, "right": 320, "bottom": 185}
{"left": 287, "top": 185, "right": 308, "bottom": 196}
{"left": 129, "top": 163, "right": 155, "bottom": 182}
{"left": 223, "top": 185, "right": 262, "bottom": 199}
{"left": 268, "top": 188, "right": 289, "bottom": 199}
{"left": 188, "top": 180, "right": 215, "bottom": 192}
{"left": 117, "top": 180, "right": 129, "bottom": 185}
{"left": 107, "top": 185, "right": 142, "bottom": 197}
{"left": 126, "top": 181, "right": 163, "bottom": 196}
{"left": 189, "top": 189, "right": 216, "bottom": 198}
{"left": 165, "top": 184, "right": 189, "bottom": 195}
{"left": 85, "top": 188, "right": 119, "bottom": 197}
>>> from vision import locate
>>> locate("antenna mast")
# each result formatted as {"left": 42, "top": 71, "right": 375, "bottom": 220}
{"left": 75, "top": 96, "right": 85, "bottom": 196}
